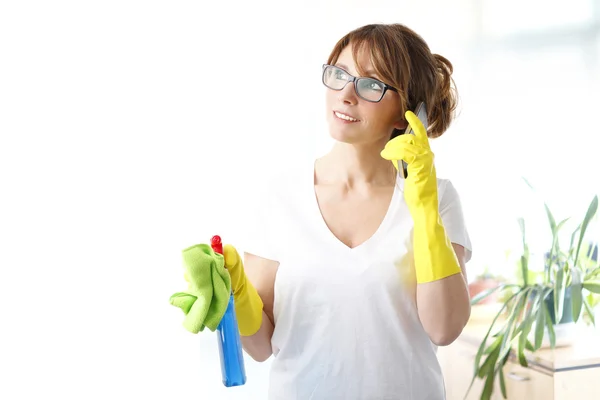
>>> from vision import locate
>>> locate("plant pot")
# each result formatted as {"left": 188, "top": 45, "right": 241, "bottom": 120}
{"left": 544, "top": 286, "right": 574, "bottom": 325}
{"left": 468, "top": 278, "right": 500, "bottom": 304}
{"left": 530, "top": 286, "right": 579, "bottom": 348}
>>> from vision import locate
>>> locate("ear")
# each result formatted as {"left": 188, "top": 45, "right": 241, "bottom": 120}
{"left": 393, "top": 118, "right": 408, "bottom": 130}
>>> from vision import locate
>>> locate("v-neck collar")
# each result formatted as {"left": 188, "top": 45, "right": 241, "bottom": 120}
{"left": 310, "top": 160, "right": 404, "bottom": 256}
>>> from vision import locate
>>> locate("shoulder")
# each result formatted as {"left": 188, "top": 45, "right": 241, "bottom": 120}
{"left": 436, "top": 177, "right": 461, "bottom": 204}
{"left": 435, "top": 177, "right": 472, "bottom": 260}
{"left": 259, "top": 158, "right": 313, "bottom": 201}
{"left": 435, "top": 177, "right": 468, "bottom": 225}
{"left": 242, "top": 159, "right": 313, "bottom": 230}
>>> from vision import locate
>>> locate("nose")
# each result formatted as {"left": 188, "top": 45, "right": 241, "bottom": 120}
{"left": 338, "top": 80, "right": 358, "bottom": 105}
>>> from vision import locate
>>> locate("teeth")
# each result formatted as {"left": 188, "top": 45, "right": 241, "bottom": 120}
{"left": 335, "top": 111, "right": 358, "bottom": 122}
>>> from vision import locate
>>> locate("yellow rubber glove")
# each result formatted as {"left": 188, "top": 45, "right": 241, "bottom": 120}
{"left": 380, "top": 111, "right": 462, "bottom": 283}
{"left": 223, "top": 244, "right": 264, "bottom": 336}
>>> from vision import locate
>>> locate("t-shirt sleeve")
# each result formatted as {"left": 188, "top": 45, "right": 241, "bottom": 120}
{"left": 238, "top": 179, "right": 280, "bottom": 262}
{"left": 439, "top": 179, "right": 473, "bottom": 263}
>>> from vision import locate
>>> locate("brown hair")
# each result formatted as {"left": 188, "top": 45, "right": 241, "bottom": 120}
{"left": 327, "top": 23, "right": 458, "bottom": 139}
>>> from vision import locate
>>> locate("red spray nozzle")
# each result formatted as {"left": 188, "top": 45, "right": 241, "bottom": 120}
{"left": 211, "top": 235, "right": 223, "bottom": 255}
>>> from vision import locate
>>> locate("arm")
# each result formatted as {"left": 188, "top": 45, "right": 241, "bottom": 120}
{"left": 381, "top": 111, "right": 472, "bottom": 346}
{"left": 238, "top": 252, "right": 278, "bottom": 362}
{"left": 416, "top": 243, "right": 470, "bottom": 346}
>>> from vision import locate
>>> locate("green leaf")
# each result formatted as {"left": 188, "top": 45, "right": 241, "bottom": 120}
{"left": 552, "top": 217, "right": 570, "bottom": 257}
{"left": 474, "top": 291, "right": 520, "bottom": 369}
{"left": 574, "top": 195, "right": 598, "bottom": 269}
{"left": 498, "top": 366, "right": 507, "bottom": 399}
{"left": 571, "top": 283, "right": 583, "bottom": 322}
{"left": 583, "top": 281, "right": 600, "bottom": 294}
{"left": 515, "top": 288, "right": 537, "bottom": 366}
{"left": 517, "top": 309, "right": 535, "bottom": 367}
{"left": 544, "top": 203, "right": 559, "bottom": 270}
{"left": 498, "top": 289, "right": 529, "bottom": 362}
{"left": 544, "top": 202, "right": 557, "bottom": 237}
{"left": 482, "top": 365, "right": 497, "bottom": 400}
{"left": 497, "top": 352, "right": 511, "bottom": 399}
{"left": 470, "top": 284, "right": 515, "bottom": 305}
{"left": 554, "top": 268, "right": 565, "bottom": 323}
{"left": 522, "top": 177, "right": 535, "bottom": 191}
{"left": 525, "top": 339, "right": 535, "bottom": 352}
{"left": 585, "top": 269, "right": 600, "bottom": 281}
{"left": 475, "top": 343, "right": 502, "bottom": 400}
{"left": 563, "top": 263, "right": 573, "bottom": 287}
{"left": 465, "top": 291, "right": 521, "bottom": 399}
{"left": 545, "top": 304, "right": 556, "bottom": 348}
{"left": 517, "top": 337, "right": 528, "bottom": 367}
{"left": 556, "top": 218, "right": 570, "bottom": 232}
{"left": 518, "top": 218, "right": 529, "bottom": 286}
{"left": 482, "top": 334, "right": 503, "bottom": 356}
{"left": 569, "top": 225, "right": 581, "bottom": 255}
{"left": 534, "top": 290, "right": 547, "bottom": 350}
{"left": 478, "top": 344, "right": 501, "bottom": 379}
{"left": 587, "top": 292, "right": 597, "bottom": 307}
{"left": 520, "top": 255, "right": 529, "bottom": 287}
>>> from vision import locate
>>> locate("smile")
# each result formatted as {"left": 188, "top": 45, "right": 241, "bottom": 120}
{"left": 334, "top": 111, "right": 359, "bottom": 122}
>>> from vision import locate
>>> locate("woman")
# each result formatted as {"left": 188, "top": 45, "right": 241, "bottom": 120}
{"left": 223, "top": 23, "right": 473, "bottom": 399}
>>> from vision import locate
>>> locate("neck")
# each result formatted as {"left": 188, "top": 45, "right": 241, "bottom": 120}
{"left": 316, "top": 140, "right": 396, "bottom": 187}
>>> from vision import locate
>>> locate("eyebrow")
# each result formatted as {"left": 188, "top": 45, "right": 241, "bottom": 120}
{"left": 334, "top": 63, "right": 377, "bottom": 77}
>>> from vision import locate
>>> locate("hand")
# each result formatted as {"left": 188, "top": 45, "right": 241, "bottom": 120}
{"left": 380, "top": 111, "right": 461, "bottom": 284}
{"left": 380, "top": 110, "right": 438, "bottom": 209}
{"left": 170, "top": 243, "right": 231, "bottom": 333}
{"left": 223, "top": 244, "right": 247, "bottom": 295}
{"left": 222, "top": 243, "right": 264, "bottom": 336}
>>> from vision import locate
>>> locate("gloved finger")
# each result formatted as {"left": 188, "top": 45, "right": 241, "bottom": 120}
{"left": 385, "top": 132, "right": 417, "bottom": 149}
{"left": 223, "top": 244, "right": 241, "bottom": 270}
{"left": 381, "top": 140, "right": 425, "bottom": 159}
{"left": 405, "top": 111, "right": 430, "bottom": 148}
{"left": 381, "top": 141, "right": 422, "bottom": 164}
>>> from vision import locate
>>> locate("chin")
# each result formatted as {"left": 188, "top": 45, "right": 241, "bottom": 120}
{"left": 328, "top": 127, "right": 364, "bottom": 144}
{"left": 327, "top": 118, "right": 364, "bottom": 144}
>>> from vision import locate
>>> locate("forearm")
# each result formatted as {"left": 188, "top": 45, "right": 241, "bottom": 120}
{"left": 240, "top": 310, "right": 274, "bottom": 362}
{"left": 413, "top": 209, "right": 470, "bottom": 345}
{"left": 416, "top": 272, "right": 470, "bottom": 346}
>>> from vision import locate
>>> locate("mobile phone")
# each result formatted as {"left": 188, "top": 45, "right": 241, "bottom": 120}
{"left": 401, "top": 102, "right": 428, "bottom": 179}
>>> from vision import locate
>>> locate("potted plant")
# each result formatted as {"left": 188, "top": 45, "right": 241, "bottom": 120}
{"left": 466, "top": 191, "right": 600, "bottom": 400}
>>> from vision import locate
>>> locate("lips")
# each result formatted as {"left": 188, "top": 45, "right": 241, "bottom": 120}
{"left": 333, "top": 110, "right": 359, "bottom": 122}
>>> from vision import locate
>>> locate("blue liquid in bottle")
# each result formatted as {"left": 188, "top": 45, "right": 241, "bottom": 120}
{"left": 216, "top": 293, "right": 247, "bottom": 387}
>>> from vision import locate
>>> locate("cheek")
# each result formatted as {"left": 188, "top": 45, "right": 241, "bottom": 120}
{"left": 364, "top": 104, "right": 395, "bottom": 125}
{"left": 325, "top": 90, "right": 337, "bottom": 108}
{"left": 376, "top": 102, "right": 402, "bottom": 125}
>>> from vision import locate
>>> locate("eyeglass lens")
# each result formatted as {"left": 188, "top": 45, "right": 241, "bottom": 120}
{"left": 323, "top": 65, "right": 385, "bottom": 102}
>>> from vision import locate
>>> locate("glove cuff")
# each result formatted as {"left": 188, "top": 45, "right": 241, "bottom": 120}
{"left": 233, "top": 277, "right": 264, "bottom": 336}
{"left": 413, "top": 214, "right": 462, "bottom": 284}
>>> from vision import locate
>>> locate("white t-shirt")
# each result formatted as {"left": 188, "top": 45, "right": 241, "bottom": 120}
{"left": 241, "top": 161, "right": 472, "bottom": 400}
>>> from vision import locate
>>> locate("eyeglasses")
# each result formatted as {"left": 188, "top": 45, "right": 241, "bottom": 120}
{"left": 322, "top": 64, "right": 398, "bottom": 103}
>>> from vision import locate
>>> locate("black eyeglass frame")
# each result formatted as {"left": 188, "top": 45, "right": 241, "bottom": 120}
{"left": 321, "top": 64, "right": 398, "bottom": 103}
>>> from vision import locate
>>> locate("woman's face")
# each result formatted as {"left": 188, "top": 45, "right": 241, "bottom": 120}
{"left": 325, "top": 44, "right": 406, "bottom": 146}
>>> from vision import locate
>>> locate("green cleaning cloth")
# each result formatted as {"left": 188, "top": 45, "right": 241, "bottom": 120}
{"left": 169, "top": 243, "right": 232, "bottom": 334}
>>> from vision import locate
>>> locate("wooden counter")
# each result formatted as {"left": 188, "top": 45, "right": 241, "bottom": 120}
{"left": 437, "top": 305, "right": 600, "bottom": 399}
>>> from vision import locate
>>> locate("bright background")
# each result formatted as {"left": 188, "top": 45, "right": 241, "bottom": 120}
{"left": 1, "top": 1, "right": 599, "bottom": 399}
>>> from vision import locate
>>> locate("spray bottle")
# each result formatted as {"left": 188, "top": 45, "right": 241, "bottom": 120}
{"left": 210, "top": 235, "right": 247, "bottom": 387}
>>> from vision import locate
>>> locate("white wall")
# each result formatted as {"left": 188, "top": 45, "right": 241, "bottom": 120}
{"left": 1, "top": 1, "right": 598, "bottom": 399}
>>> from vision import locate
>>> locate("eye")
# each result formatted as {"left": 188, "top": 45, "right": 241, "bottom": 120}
{"left": 368, "top": 80, "right": 383, "bottom": 91}
{"left": 334, "top": 68, "right": 348, "bottom": 80}
{"left": 359, "top": 78, "right": 384, "bottom": 92}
